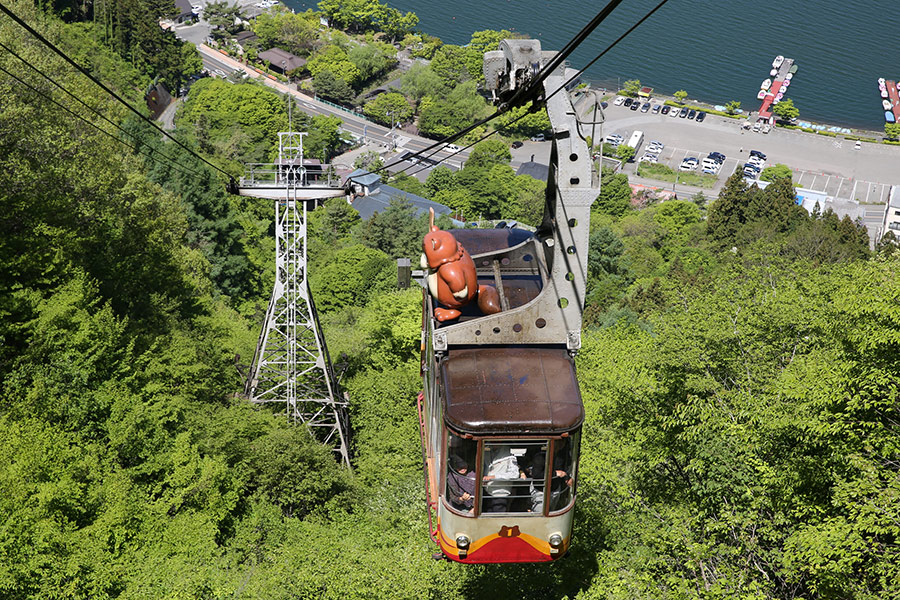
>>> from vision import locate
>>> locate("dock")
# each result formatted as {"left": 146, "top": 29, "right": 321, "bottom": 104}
{"left": 882, "top": 79, "right": 900, "bottom": 123}
{"left": 757, "top": 56, "right": 795, "bottom": 122}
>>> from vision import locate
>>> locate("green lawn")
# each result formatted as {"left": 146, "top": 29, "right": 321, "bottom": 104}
{"left": 637, "top": 162, "right": 718, "bottom": 188}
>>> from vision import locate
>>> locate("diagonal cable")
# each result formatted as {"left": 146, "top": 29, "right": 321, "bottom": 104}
{"left": 0, "top": 39, "right": 204, "bottom": 178}
{"left": 0, "top": 62, "right": 199, "bottom": 178}
{"left": 0, "top": 1, "right": 232, "bottom": 179}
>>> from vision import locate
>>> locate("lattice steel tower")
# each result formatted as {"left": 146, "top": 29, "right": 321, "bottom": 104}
{"left": 240, "top": 131, "right": 351, "bottom": 466}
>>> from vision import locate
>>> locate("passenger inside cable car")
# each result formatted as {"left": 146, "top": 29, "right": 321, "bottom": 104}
{"left": 445, "top": 431, "right": 579, "bottom": 517}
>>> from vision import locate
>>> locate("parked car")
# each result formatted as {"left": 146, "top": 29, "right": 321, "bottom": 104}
{"left": 687, "top": 109, "right": 697, "bottom": 120}
{"left": 708, "top": 152, "right": 726, "bottom": 163}
{"left": 623, "top": 98, "right": 634, "bottom": 107}
{"left": 661, "top": 105, "right": 671, "bottom": 115}
{"left": 605, "top": 134, "right": 624, "bottom": 146}
{"left": 647, "top": 140, "right": 664, "bottom": 151}
{"left": 614, "top": 96, "right": 626, "bottom": 106}
{"left": 749, "top": 150, "right": 767, "bottom": 160}
{"left": 696, "top": 111, "right": 707, "bottom": 122}
{"left": 679, "top": 107, "right": 689, "bottom": 118}
{"left": 630, "top": 101, "right": 640, "bottom": 111}
{"left": 762, "top": 124, "right": 771, "bottom": 134}
{"left": 530, "top": 134, "right": 545, "bottom": 142}
{"left": 640, "top": 102, "right": 651, "bottom": 112}
{"left": 679, "top": 157, "right": 699, "bottom": 171}
{"left": 652, "top": 104, "right": 661, "bottom": 114}
{"left": 670, "top": 106, "right": 680, "bottom": 118}
{"left": 752, "top": 122, "right": 762, "bottom": 132}
{"left": 511, "top": 141, "right": 524, "bottom": 149}
{"left": 639, "top": 153, "right": 658, "bottom": 163}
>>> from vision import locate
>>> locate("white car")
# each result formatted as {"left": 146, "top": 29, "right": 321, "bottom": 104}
{"left": 679, "top": 157, "right": 699, "bottom": 171}
{"left": 613, "top": 96, "right": 625, "bottom": 106}
{"left": 762, "top": 124, "right": 771, "bottom": 134}
{"left": 605, "top": 134, "right": 624, "bottom": 145}
{"left": 669, "top": 107, "right": 680, "bottom": 118}
{"left": 445, "top": 143, "right": 461, "bottom": 152}
{"left": 639, "top": 153, "right": 658, "bottom": 164}
{"left": 646, "top": 141, "right": 664, "bottom": 153}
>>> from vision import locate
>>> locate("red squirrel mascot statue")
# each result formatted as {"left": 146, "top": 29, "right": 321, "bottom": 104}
{"left": 421, "top": 208, "right": 502, "bottom": 322}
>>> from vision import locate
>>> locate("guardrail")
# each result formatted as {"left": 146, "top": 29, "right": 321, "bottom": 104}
{"left": 240, "top": 163, "right": 342, "bottom": 188}
{"left": 313, "top": 96, "right": 365, "bottom": 118}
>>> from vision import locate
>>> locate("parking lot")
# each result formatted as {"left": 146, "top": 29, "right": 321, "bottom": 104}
{"left": 603, "top": 99, "right": 900, "bottom": 205}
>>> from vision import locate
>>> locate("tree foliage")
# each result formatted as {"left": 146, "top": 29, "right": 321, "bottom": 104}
{"left": 772, "top": 97, "right": 800, "bottom": 122}
{"left": 362, "top": 91, "right": 413, "bottom": 125}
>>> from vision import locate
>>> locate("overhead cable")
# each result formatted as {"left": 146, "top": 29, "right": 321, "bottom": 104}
{"left": 0, "top": 1, "right": 233, "bottom": 179}
{"left": 0, "top": 63, "right": 199, "bottom": 179}
{"left": 0, "top": 40, "right": 204, "bottom": 178}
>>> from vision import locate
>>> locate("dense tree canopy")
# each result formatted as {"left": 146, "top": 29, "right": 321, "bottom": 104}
{"left": 2, "top": 3, "right": 898, "bottom": 599}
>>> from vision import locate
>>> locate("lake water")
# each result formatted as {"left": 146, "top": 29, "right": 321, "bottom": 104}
{"left": 286, "top": 0, "right": 899, "bottom": 130}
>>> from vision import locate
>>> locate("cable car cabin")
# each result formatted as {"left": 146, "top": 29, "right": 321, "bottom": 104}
{"left": 419, "top": 229, "right": 586, "bottom": 564}
{"left": 419, "top": 39, "right": 601, "bottom": 563}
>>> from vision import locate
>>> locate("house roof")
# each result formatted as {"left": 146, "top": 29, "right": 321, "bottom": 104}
{"left": 235, "top": 30, "right": 258, "bottom": 43}
{"left": 346, "top": 169, "right": 458, "bottom": 222}
{"left": 516, "top": 161, "right": 548, "bottom": 182}
{"left": 174, "top": 0, "right": 193, "bottom": 18}
{"left": 258, "top": 48, "right": 306, "bottom": 72}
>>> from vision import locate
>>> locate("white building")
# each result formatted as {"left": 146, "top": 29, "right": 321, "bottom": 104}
{"left": 882, "top": 185, "right": 900, "bottom": 241}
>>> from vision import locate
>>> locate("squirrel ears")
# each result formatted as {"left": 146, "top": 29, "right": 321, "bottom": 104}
{"left": 429, "top": 207, "right": 438, "bottom": 232}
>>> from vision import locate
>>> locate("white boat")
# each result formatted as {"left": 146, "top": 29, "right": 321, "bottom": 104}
{"left": 878, "top": 77, "right": 886, "bottom": 85}
{"left": 883, "top": 100, "right": 892, "bottom": 110}
{"left": 757, "top": 90, "right": 767, "bottom": 100}
{"left": 781, "top": 79, "right": 790, "bottom": 88}
{"left": 785, "top": 73, "right": 793, "bottom": 81}
{"left": 882, "top": 89, "right": 889, "bottom": 99}
{"left": 761, "top": 78, "right": 771, "bottom": 89}
{"left": 773, "top": 55, "right": 784, "bottom": 68}
{"left": 770, "top": 68, "right": 778, "bottom": 77}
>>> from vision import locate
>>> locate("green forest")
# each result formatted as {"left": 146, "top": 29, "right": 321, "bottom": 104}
{"left": 1, "top": 1, "right": 898, "bottom": 598}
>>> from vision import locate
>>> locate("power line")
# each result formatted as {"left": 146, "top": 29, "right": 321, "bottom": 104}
{"left": 0, "top": 1, "right": 233, "bottom": 180}
{"left": 0, "top": 40, "right": 205, "bottom": 178}
{"left": 0, "top": 62, "right": 199, "bottom": 179}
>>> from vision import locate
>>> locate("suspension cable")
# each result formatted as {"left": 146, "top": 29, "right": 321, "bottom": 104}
{"left": 0, "top": 40, "right": 204, "bottom": 178}
{"left": 0, "top": 63, "right": 200, "bottom": 178}
{"left": 0, "top": 1, "right": 233, "bottom": 179}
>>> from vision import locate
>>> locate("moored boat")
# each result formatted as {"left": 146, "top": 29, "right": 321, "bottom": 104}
{"left": 773, "top": 55, "right": 784, "bottom": 68}
{"left": 761, "top": 78, "right": 771, "bottom": 89}
{"left": 886, "top": 111, "right": 896, "bottom": 123}
{"left": 770, "top": 68, "right": 777, "bottom": 77}
{"left": 883, "top": 99, "right": 892, "bottom": 110}
{"left": 757, "top": 90, "right": 766, "bottom": 100}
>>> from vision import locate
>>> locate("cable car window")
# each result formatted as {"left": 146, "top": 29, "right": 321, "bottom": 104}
{"left": 446, "top": 431, "right": 477, "bottom": 515}
{"left": 481, "top": 441, "right": 548, "bottom": 514}
{"left": 548, "top": 433, "right": 579, "bottom": 514}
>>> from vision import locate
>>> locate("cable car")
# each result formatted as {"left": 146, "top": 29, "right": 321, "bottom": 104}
{"left": 418, "top": 39, "right": 601, "bottom": 563}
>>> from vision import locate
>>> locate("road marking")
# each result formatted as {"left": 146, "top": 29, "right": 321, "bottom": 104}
{"left": 851, "top": 180, "right": 859, "bottom": 201}
{"left": 881, "top": 184, "right": 888, "bottom": 204}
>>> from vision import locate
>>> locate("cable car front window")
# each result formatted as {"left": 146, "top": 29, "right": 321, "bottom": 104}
{"left": 481, "top": 440, "right": 548, "bottom": 514}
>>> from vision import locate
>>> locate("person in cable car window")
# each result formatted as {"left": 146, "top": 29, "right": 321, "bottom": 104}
{"left": 447, "top": 454, "right": 476, "bottom": 513}
{"left": 481, "top": 445, "right": 524, "bottom": 513}
{"left": 527, "top": 440, "right": 574, "bottom": 513}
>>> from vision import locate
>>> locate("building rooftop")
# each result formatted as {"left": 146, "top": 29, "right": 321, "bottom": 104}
{"left": 346, "top": 169, "right": 459, "bottom": 222}
{"left": 258, "top": 48, "right": 306, "bottom": 72}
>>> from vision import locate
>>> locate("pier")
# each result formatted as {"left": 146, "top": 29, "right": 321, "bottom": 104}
{"left": 882, "top": 79, "right": 900, "bottom": 123}
{"left": 758, "top": 56, "right": 796, "bottom": 123}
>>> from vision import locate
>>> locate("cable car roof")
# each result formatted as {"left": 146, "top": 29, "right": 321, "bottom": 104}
{"left": 441, "top": 347, "right": 584, "bottom": 435}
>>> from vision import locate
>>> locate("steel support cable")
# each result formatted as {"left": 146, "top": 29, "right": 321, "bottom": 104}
{"left": 366, "top": 0, "right": 635, "bottom": 180}
{"left": 0, "top": 40, "right": 204, "bottom": 178}
{"left": 395, "top": 0, "right": 671, "bottom": 179}
{"left": 0, "top": 1, "right": 233, "bottom": 180}
{"left": 0, "top": 63, "right": 199, "bottom": 179}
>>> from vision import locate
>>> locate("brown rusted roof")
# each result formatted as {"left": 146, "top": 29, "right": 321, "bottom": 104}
{"left": 441, "top": 347, "right": 584, "bottom": 434}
